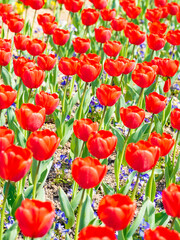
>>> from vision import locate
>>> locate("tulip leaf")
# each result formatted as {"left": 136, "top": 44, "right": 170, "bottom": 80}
{"left": 119, "top": 171, "right": 137, "bottom": 195}
{"left": 24, "top": 185, "right": 34, "bottom": 199}
{"left": 174, "top": 218, "right": 180, "bottom": 233}
{"left": 71, "top": 189, "right": 84, "bottom": 211}
{"left": 59, "top": 187, "right": 75, "bottom": 229}
{"left": 154, "top": 115, "right": 163, "bottom": 134}
{"left": 111, "top": 126, "right": 125, "bottom": 153}
{"left": 126, "top": 199, "right": 149, "bottom": 238}
{"left": 61, "top": 118, "right": 74, "bottom": 147}
{"left": 145, "top": 172, "right": 156, "bottom": 202}
{"left": 128, "top": 123, "right": 149, "bottom": 143}
{"left": 155, "top": 211, "right": 171, "bottom": 227}
{"left": 104, "top": 105, "right": 115, "bottom": 130}
{"left": 102, "top": 182, "right": 115, "bottom": 195}
{"left": 65, "top": 234, "right": 72, "bottom": 240}
{"left": 3, "top": 222, "right": 18, "bottom": 240}
{"left": 171, "top": 153, "right": 180, "bottom": 182}
{"left": 11, "top": 193, "right": 24, "bottom": 218}
{"left": 2, "top": 67, "right": 11, "bottom": 86}
{"left": 145, "top": 200, "right": 156, "bottom": 229}
{"left": 4, "top": 182, "right": 17, "bottom": 212}
{"left": 79, "top": 195, "right": 95, "bottom": 231}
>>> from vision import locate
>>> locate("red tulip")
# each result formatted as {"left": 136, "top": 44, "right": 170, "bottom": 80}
{"left": 29, "top": 0, "right": 45, "bottom": 10}
{"left": 98, "top": 194, "right": 136, "bottom": 231}
{"left": 81, "top": 8, "right": 99, "bottom": 26}
{"left": 93, "top": 0, "right": 108, "bottom": 10}
{"left": 77, "top": 59, "right": 101, "bottom": 82}
{"left": 162, "top": 183, "right": 180, "bottom": 218}
{"left": 144, "top": 226, "right": 180, "bottom": 240}
{"left": 118, "top": 57, "right": 136, "bottom": 74}
{"left": 0, "top": 145, "right": 32, "bottom": 182}
{"left": 72, "top": 37, "right": 91, "bottom": 54}
{"left": 145, "top": 8, "right": 162, "bottom": 22}
{"left": 124, "top": 22, "right": 140, "bottom": 38}
{"left": 100, "top": 8, "right": 116, "bottom": 21}
{"left": 37, "top": 13, "right": 55, "bottom": 25}
{"left": 0, "top": 48, "right": 11, "bottom": 66}
{"left": 148, "top": 132, "right": 175, "bottom": 157}
{"left": 0, "top": 4, "right": 13, "bottom": 16}
{"left": 19, "top": 0, "right": 30, "bottom": 6}
{"left": 26, "top": 39, "right": 46, "bottom": 56}
{"left": 57, "top": 0, "right": 65, "bottom": 4}
{"left": 125, "top": 140, "right": 160, "bottom": 172}
{"left": 72, "top": 156, "right": 107, "bottom": 189}
{"left": 41, "top": 21, "right": 57, "bottom": 35}
{"left": 0, "top": 38, "right": 11, "bottom": 49}
{"left": 166, "top": 30, "right": 180, "bottom": 46}
{"left": 96, "top": 84, "right": 121, "bottom": 106}
{"left": 167, "top": 2, "right": 179, "bottom": 15}
{"left": 13, "top": 57, "right": 35, "bottom": 77}
{"left": 35, "top": 91, "right": 59, "bottom": 115}
{"left": 124, "top": 5, "right": 142, "bottom": 19}
{"left": 128, "top": 29, "right": 146, "bottom": 45}
{"left": 87, "top": 130, "right": 117, "bottom": 159}
{"left": 120, "top": 106, "right": 145, "bottom": 129}
{"left": 78, "top": 226, "right": 117, "bottom": 240}
{"left": 37, "top": 54, "right": 56, "bottom": 71}
{"left": 146, "top": 92, "right": 167, "bottom": 114}
{"left": 177, "top": 6, "right": 180, "bottom": 23}
{"left": 14, "top": 34, "right": 30, "bottom": 51}
{"left": 148, "top": 21, "right": 167, "bottom": 34}
{"left": 15, "top": 103, "right": 46, "bottom": 132}
{"left": 53, "top": 28, "right": 70, "bottom": 46}
{"left": 21, "top": 66, "right": 45, "bottom": 89}
{"left": 80, "top": 53, "right": 101, "bottom": 64}
{"left": 152, "top": 57, "right": 179, "bottom": 77}
{"left": 64, "top": 0, "right": 84, "bottom": 12}
{"left": 104, "top": 58, "right": 126, "bottom": 76}
{"left": 120, "top": 0, "right": 135, "bottom": 10}
{"left": 103, "top": 41, "right": 122, "bottom": 57}
{"left": 15, "top": 199, "right": 55, "bottom": 238}
{"left": 163, "top": 78, "right": 171, "bottom": 93}
{"left": 170, "top": 108, "right": 180, "bottom": 130}
{"left": 95, "top": 26, "right": 112, "bottom": 43}
{"left": 132, "top": 62, "right": 157, "bottom": 88}
{"left": 0, "top": 84, "right": 17, "bottom": 109}
{"left": 73, "top": 118, "right": 99, "bottom": 142}
{"left": 147, "top": 33, "right": 166, "bottom": 51}
{"left": 27, "top": 129, "right": 60, "bottom": 161}
{"left": 160, "top": 6, "right": 169, "bottom": 18}
{"left": 154, "top": 0, "right": 167, "bottom": 7}
{"left": 58, "top": 57, "right": 78, "bottom": 76}
{"left": 0, "top": 126, "right": 14, "bottom": 152}
{"left": 7, "top": 15, "right": 24, "bottom": 33}
{"left": 111, "top": 17, "right": 127, "bottom": 31}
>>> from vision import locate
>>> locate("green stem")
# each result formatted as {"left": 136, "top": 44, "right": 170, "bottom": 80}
{"left": 32, "top": 161, "right": 41, "bottom": 199}
{"left": 99, "top": 106, "right": 107, "bottom": 130}
{"left": 45, "top": 35, "right": 50, "bottom": 55}
{"left": 62, "top": 76, "right": 69, "bottom": 114}
{"left": 147, "top": 114, "right": 154, "bottom": 139}
{"left": 155, "top": 75, "right": 159, "bottom": 92}
{"left": 17, "top": 78, "right": 22, "bottom": 108}
{"left": 148, "top": 167, "right": 155, "bottom": 201}
{"left": 137, "top": 88, "right": 144, "bottom": 108}
{"left": 125, "top": 40, "right": 129, "bottom": 58}
{"left": 78, "top": 82, "right": 88, "bottom": 120}
{"left": 150, "top": 50, "right": 154, "bottom": 61}
{"left": 0, "top": 181, "right": 10, "bottom": 240}
{"left": 170, "top": 217, "right": 176, "bottom": 230}
{"left": 172, "top": 130, "right": 179, "bottom": 167}
{"left": 111, "top": 76, "right": 114, "bottom": 85}
{"left": 74, "top": 189, "right": 86, "bottom": 240}
{"left": 31, "top": 10, "right": 37, "bottom": 38}
{"left": 79, "top": 141, "right": 85, "bottom": 157}
{"left": 27, "top": 88, "right": 32, "bottom": 103}
{"left": 131, "top": 45, "right": 135, "bottom": 60}
{"left": 131, "top": 172, "right": 140, "bottom": 201}
{"left": 116, "top": 129, "right": 131, "bottom": 192}
{"left": 23, "top": 7, "right": 28, "bottom": 35}
{"left": 0, "top": 66, "right": 2, "bottom": 80}
{"left": 162, "top": 92, "right": 167, "bottom": 127}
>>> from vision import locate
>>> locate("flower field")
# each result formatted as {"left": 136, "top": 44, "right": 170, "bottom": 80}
{"left": 0, "top": 0, "right": 180, "bottom": 239}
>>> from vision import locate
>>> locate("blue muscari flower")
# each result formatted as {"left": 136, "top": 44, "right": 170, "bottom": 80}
{"left": 145, "top": 118, "right": 150, "bottom": 123}
{"left": 54, "top": 162, "right": 61, "bottom": 170}
{"left": 172, "top": 104, "right": 177, "bottom": 109}
{"left": 66, "top": 115, "right": 70, "bottom": 121}
{"left": 91, "top": 200, "right": 95, "bottom": 208}
{"left": 140, "top": 19, "right": 144, "bottom": 23}
{"left": 60, "top": 155, "right": 67, "bottom": 160}
{"left": 64, "top": 169, "right": 68, "bottom": 173}
{"left": 128, "top": 169, "right": 133, "bottom": 173}
{"left": 172, "top": 83, "right": 180, "bottom": 90}
{"left": 61, "top": 80, "right": 66, "bottom": 85}
{"left": 95, "top": 104, "right": 103, "bottom": 112}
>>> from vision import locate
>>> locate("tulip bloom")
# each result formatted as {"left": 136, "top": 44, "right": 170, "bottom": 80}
{"left": 72, "top": 156, "right": 107, "bottom": 189}
{"left": 103, "top": 41, "right": 122, "bottom": 57}
{"left": 154, "top": 0, "right": 167, "bottom": 7}
{"left": 148, "top": 132, "right": 175, "bottom": 157}
{"left": 104, "top": 58, "right": 126, "bottom": 76}
{"left": 162, "top": 183, "right": 180, "bottom": 218}
{"left": 163, "top": 78, "right": 171, "bottom": 93}
{"left": 147, "top": 33, "right": 166, "bottom": 51}
{"left": 15, "top": 103, "right": 46, "bottom": 132}
{"left": 96, "top": 84, "right": 121, "bottom": 106}
{"left": 111, "top": 17, "right": 127, "bottom": 31}
{"left": 0, "top": 145, "right": 32, "bottom": 182}
{"left": 100, "top": 8, "right": 116, "bottom": 21}
{"left": 170, "top": 108, "right": 180, "bottom": 130}
{"left": 7, "top": 15, "right": 24, "bottom": 33}
{"left": 37, "top": 13, "right": 56, "bottom": 25}
{"left": 0, "top": 48, "right": 11, "bottom": 66}
{"left": 35, "top": 91, "right": 59, "bottom": 115}
{"left": 26, "top": 39, "right": 46, "bottom": 56}
{"left": 15, "top": 199, "right": 55, "bottom": 238}
{"left": 53, "top": 28, "right": 70, "bottom": 46}
{"left": 0, "top": 84, "right": 17, "bottom": 109}
{"left": 145, "top": 8, "right": 162, "bottom": 22}
{"left": 21, "top": 66, "right": 45, "bottom": 89}
{"left": 120, "top": 0, "right": 135, "bottom": 10}
{"left": 124, "top": 5, "right": 142, "bottom": 19}
{"left": 41, "top": 22, "right": 57, "bottom": 35}
{"left": 177, "top": 7, "right": 180, "bottom": 23}
{"left": 118, "top": 57, "right": 136, "bottom": 74}
{"left": 95, "top": 26, "right": 112, "bottom": 43}
{"left": 167, "top": 2, "right": 179, "bottom": 15}
{"left": 58, "top": 57, "right": 79, "bottom": 76}
{"left": 37, "top": 54, "right": 56, "bottom": 71}
{"left": 148, "top": 21, "right": 167, "bottom": 34}
{"left": 27, "top": 129, "right": 60, "bottom": 161}
{"left": 125, "top": 140, "right": 160, "bottom": 172}
{"left": 14, "top": 34, "right": 30, "bottom": 51}
{"left": 132, "top": 63, "right": 157, "bottom": 88}
{"left": 98, "top": 194, "right": 136, "bottom": 231}
{"left": 120, "top": 106, "right": 145, "bottom": 129}
{"left": 29, "top": 0, "right": 45, "bottom": 10}
{"left": 144, "top": 226, "right": 180, "bottom": 240}
{"left": 72, "top": 37, "right": 91, "bottom": 54}
{"left": 78, "top": 226, "right": 117, "bottom": 240}
{"left": 128, "top": 29, "right": 146, "bottom": 45}
{"left": 146, "top": 92, "right": 167, "bottom": 114}
{"left": 93, "top": 0, "right": 108, "bottom": 10}
{"left": 160, "top": 6, "right": 169, "bottom": 18}
{"left": 0, "top": 4, "right": 13, "bottom": 15}
{"left": 64, "top": 0, "right": 84, "bottom": 12}
{"left": 73, "top": 118, "right": 99, "bottom": 142}
{"left": 81, "top": 8, "right": 99, "bottom": 26}
{"left": 87, "top": 130, "right": 117, "bottom": 159}
{"left": 166, "top": 30, "right": 180, "bottom": 46}
{"left": 0, "top": 126, "right": 14, "bottom": 152}
{"left": 0, "top": 39, "right": 11, "bottom": 49}
{"left": 80, "top": 53, "right": 101, "bottom": 64}
{"left": 124, "top": 22, "right": 140, "bottom": 38}
{"left": 13, "top": 57, "right": 35, "bottom": 77}
{"left": 77, "top": 59, "right": 101, "bottom": 82}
